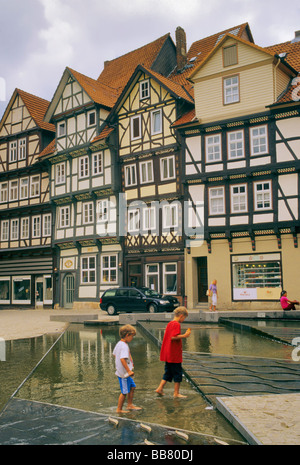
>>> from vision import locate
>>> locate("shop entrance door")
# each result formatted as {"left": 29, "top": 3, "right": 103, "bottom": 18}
{"left": 197, "top": 257, "right": 208, "bottom": 302}
{"left": 35, "top": 277, "right": 44, "bottom": 307}
{"left": 64, "top": 274, "right": 75, "bottom": 308}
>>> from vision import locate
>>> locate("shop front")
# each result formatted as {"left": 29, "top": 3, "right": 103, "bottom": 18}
{"left": 0, "top": 252, "right": 54, "bottom": 308}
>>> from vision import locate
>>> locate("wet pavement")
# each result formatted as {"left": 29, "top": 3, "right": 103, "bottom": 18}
{"left": 1, "top": 309, "right": 300, "bottom": 445}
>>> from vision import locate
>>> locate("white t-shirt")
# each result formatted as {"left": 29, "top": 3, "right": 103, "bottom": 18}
{"left": 113, "top": 340, "right": 134, "bottom": 378}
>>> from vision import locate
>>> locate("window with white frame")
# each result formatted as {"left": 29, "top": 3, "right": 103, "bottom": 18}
{"left": 87, "top": 110, "right": 96, "bottom": 127}
{"left": 163, "top": 263, "right": 177, "bottom": 294}
{"left": 163, "top": 203, "right": 178, "bottom": 228}
{"left": 131, "top": 115, "right": 141, "bottom": 140}
{"left": 21, "top": 217, "right": 29, "bottom": 239}
{"left": 59, "top": 206, "right": 70, "bottom": 228}
{"left": 125, "top": 164, "right": 137, "bottom": 187}
{"left": 206, "top": 134, "right": 222, "bottom": 162}
{"left": 10, "top": 218, "right": 19, "bottom": 240}
{"left": 254, "top": 181, "right": 272, "bottom": 210}
{"left": 224, "top": 75, "right": 239, "bottom": 104}
{"left": 143, "top": 206, "right": 156, "bottom": 231}
{"left": 128, "top": 209, "right": 140, "bottom": 233}
{"left": 58, "top": 122, "right": 66, "bottom": 137}
{"left": 79, "top": 156, "right": 89, "bottom": 178}
{"left": 30, "top": 175, "right": 40, "bottom": 197}
{"left": 160, "top": 155, "right": 175, "bottom": 180}
{"left": 140, "top": 160, "right": 153, "bottom": 184}
{"left": 81, "top": 256, "right": 96, "bottom": 283}
{"left": 145, "top": 264, "right": 159, "bottom": 291}
{"left": 0, "top": 182, "right": 8, "bottom": 203}
{"left": 18, "top": 138, "right": 26, "bottom": 160}
{"left": 1, "top": 220, "right": 9, "bottom": 241}
{"left": 83, "top": 201, "right": 94, "bottom": 224}
{"left": 9, "top": 141, "right": 17, "bottom": 162}
{"left": 56, "top": 162, "right": 65, "bottom": 184}
{"left": 231, "top": 184, "right": 247, "bottom": 213}
{"left": 9, "top": 180, "right": 18, "bottom": 201}
{"left": 228, "top": 130, "right": 244, "bottom": 159}
{"left": 250, "top": 125, "right": 268, "bottom": 156}
{"left": 92, "top": 152, "right": 103, "bottom": 176}
{"left": 32, "top": 216, "right": 41, "bottom": 238}
{"left": 20, "top": 178, "right": 29, "bottom": 199}
{"left": 151, "top": 109, "right": 162, "bottom": 135}
{"left": 43, "top": 214, "right": 51, "bottom": 237}
{"left": 139, "top": 80, "right": 150, "bottom": 100}
{"left": 101, "top": 254, "right": 117, "bottom": 283}
{"left": 96, "top": 199, "right": 108, "bottom": 222}
{"left": 209, "top": 187, "right": 225, "bottom": 215}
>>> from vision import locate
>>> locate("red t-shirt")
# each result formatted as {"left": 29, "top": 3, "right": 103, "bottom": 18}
{"left": 160, "top": 320, "right": 182, "bottom": 363}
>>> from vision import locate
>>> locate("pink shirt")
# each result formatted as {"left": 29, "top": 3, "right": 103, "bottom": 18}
{"left": 280, "top": 296, "right": 289, "bottom": 309}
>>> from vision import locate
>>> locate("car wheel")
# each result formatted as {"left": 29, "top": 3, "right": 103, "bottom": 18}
{"left": 107, "top": 304, "right": 116, "bottom": 316}
{"left": 148, "top": 303, "right": 157, "bottom": 313}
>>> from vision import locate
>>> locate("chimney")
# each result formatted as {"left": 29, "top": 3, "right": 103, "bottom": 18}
{"left": 291, "top": 31, "right": 300, "bottom": 43}
{"left": 176, "top": 26, "right": 187, "bottom": 70}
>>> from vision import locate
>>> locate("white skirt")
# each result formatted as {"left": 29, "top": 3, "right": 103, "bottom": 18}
{"left": 211, "top": 293, "right": 217, "bottom": 306}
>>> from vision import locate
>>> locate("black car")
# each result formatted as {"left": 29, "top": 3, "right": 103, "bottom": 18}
{"left": 99, "top": 286, "right": 179, "bottom": 315}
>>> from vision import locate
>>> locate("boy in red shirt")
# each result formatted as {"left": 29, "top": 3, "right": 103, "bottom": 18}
{"left": 155, "top": 307, "right": 191, "bottom": 398}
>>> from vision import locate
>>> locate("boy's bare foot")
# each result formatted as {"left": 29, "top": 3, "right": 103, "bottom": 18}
{"left": 127, "top": 405, "right": 142, "bottom": 410}
{"left": 116, "top": 409, "right": 129, "bottom": 413}
{"left": 155, "top": 389, "right": 165, "bottom": 396}
{"left": 174, "top": 394, "right": 187, "bottom": 398}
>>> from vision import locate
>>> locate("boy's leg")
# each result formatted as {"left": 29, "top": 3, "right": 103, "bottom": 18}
{"left": 127, "top": 387, "right": 142, "bottom": 410}
{"left": 117, "top": 393, "right": 128, "bottom": 413}
{"left": 155, "top": 379, "right": 167, "bottom": 395}
{"left": 174, "top": 382, "right": 187, "bottom": 398}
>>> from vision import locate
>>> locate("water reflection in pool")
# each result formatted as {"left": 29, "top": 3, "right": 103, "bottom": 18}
{"left": 15, "top": 324, "right": 246, "bottom": 442}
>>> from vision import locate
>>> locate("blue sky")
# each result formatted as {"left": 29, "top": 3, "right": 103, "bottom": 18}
{"left": 0, "top": 0, "right": 299, "bottom": 118}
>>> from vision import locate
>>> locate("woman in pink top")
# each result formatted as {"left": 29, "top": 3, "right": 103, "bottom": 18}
{"left": 280, "top": 290, "right": 299, "bottom": 311}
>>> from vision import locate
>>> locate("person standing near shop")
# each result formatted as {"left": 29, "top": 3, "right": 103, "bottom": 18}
{"left": 209, "top": 279, "right": 218, "bottom": 312}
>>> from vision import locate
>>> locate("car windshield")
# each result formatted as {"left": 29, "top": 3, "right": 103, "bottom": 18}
{"left": 138, "top": 288, "right": 161, "bottom": 297}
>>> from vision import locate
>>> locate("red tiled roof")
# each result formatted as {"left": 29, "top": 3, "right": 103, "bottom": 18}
{"left": 265, "top": 40, "right": 300, "bottom": 73}
{"left": 172, "top": 109, "right": 196, "bottom": 127}
{"left": 97, "top": 34, "right": 170, "bottom": 95}
{"left": 39, "top": 139, "right": 56, "bottom": 158}
{"left": 16, "top": 89, "right": 55, "bottom": 132}
{"left": 68, "top": 68, "right": 118, "bottom": 109}
{"left": 92, "top": 125, "right": 114, "bottom": 143}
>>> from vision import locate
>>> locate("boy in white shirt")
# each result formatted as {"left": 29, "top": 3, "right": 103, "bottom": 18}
{"left": 113, "top": 324, "right": 142, "bottom": 413}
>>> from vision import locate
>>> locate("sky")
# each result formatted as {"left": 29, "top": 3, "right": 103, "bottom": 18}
{"left": 0, "top": 0, "right": 300, "bottom": 119}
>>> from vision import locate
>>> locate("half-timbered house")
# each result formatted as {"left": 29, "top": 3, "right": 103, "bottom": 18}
{"left": 176, "top": 31, "right": 300, "bottom": 310}
{"left": 0, "top": 89, "right": 55, "bottom": 307}
{"left": 40, "top": 33, "right": 178, "bottom": 308}
{"left": 105, "top": 63, "right": 194, "bottom": 303}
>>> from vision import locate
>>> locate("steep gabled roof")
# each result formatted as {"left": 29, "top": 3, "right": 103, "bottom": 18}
{"left": 68, "top": 68, "right": 118, "bottom": 108}
{"left": 0, "top": 88, "right": 55, "bottom": 133}
{"left": 97, "top": 34, "right": 171, "bottom": 95}
{"left": 169, "top": 23, "right": 253, "bottom": 88}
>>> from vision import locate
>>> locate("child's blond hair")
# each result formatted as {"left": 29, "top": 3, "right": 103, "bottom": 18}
{"left": 174, "top": 306, "right": 188, "bottom": 317}
{"left": 119, "top": 324, "right": 136, "bottom": 339}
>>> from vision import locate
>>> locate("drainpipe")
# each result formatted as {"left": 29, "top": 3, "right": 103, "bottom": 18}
{"left": 273, "top": 57, "right": 281, "bottom": 102}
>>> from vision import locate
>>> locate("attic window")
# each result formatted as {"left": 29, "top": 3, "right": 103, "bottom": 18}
{"left": 223, "top": 44, "right": 238, "bottom": 67}
{"left": 140, "top": 80, "right": 150, "bottom": 100}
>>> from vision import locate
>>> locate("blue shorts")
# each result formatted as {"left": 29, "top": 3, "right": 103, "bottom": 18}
{"left": 118, "top": 376, "right": 136, "bottom": 394}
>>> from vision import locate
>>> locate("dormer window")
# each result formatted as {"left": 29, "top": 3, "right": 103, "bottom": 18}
{"left": 139, "top": 80, "right": 150, "bottom": 100}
